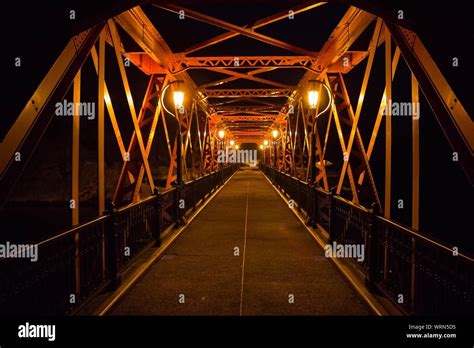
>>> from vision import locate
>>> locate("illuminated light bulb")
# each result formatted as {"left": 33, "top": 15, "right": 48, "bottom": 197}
{"left": 218, "top": 129, "right": 225, "bottom": 139}
{"left": 230, "top": 140, "right": 235, "bottom": 146}
{"left": 173, "top": 90, "right": 184, "bottom": 108}
{"left": 272, "top": 129, "right": 279, "bottom": 139}
{"left": 263, "top": 139, "right": 269, "bottom": 146}
{"left": 308, "top": 89, "right": 319, "bottom": 109}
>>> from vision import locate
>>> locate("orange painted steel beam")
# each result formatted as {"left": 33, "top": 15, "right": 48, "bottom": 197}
{"left": 156, "top": 4, "right": 319, "bottom": 58}
{"left": 181, "top": 1, "right": 327, "bottom": 54}
{"left": 125, "top": 52, "right": 167, "bottom": 75}
{"left": 204, "top": 89, "right": 293, "bottom": 98}
{"left": 171, "top": 53, "right": 367, "bottom": 74}
{"left": 122, "top": 52, "right": 366, "bottom": 78}
{"left": 172, "top": 55, "right": 316, "bottom": 71}
{"left": 0, "top": 24, "right": 105, "bottom": 208}
{"left": 205, "top": 67, "right": 291, "bottom": 89}
{"left": 284, "top": 7, "right": 375, "bottom": 113}
{"left": 213, "top": 106, "right": 278, "bottom": 112}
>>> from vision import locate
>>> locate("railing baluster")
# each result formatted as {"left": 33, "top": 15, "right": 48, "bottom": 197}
{"left": 106, "top": 202, "right": 121, "bottom": 290}
{"left": 366, "top": 202, "right": 379, "bottom": 293}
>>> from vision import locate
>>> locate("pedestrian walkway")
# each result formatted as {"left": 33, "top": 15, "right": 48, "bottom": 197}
{"left": 110, "top": 168, "right": 372, "bottom": 315}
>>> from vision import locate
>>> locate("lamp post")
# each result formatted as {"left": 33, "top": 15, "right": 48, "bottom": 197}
{"left": 216, "top": 127, "right": 226, "bottom": 170}
{"left": 272, "top": 129, "right": 279, "bottom": 169}
{"left": 263, "top": 140, "right": 269, "bottom": 165}
{"left": 305, "top": 79, "right": 332, "bottom": 227}
{"left": 160, "top": 80, "right": 187, "bottom": 226}
{"left": 306, "top": 79, "right": 332, "bottom": 184}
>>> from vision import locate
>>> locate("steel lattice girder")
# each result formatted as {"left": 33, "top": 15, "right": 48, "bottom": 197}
{"left": 171, "top": 53, "right": 366, "bottom": 72}
{"left": 219, "top": 115, "right": 277, "bottom": 122}
{"left": 211, "top": 106, "right": 278, "bottom": 112}
{"left": 123, "top": 52, "right": 367, "bottom": 75}
{"left": 203, "top": 89, "right": 293, "bottom": 98}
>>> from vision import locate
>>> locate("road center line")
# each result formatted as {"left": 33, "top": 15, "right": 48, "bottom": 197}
{"left": 239, "top": 179, "right": 250, "bottom": 316}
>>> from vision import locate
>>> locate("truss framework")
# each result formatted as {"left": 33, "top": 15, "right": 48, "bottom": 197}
{"left": 0, "top": 0, "right": 471, "bottom": 244}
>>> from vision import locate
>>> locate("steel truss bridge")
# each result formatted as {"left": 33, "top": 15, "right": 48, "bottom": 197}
{"left": 0, "top": 0, "right": 472, "bottom": 317}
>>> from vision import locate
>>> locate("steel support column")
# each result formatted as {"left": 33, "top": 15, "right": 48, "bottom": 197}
{"left": 98, "top": 29, "right": 106, "bottom": 215}
{"left": 384, "top": 24, "right": 392, "bottom": 219}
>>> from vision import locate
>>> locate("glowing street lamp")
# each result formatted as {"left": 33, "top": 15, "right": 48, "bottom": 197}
{"left": 272, "top": 129, "right": 279, "bottom": 139}
{"left": 307, "top": 79, "right": 333, "bottom": 116}
{"left": 235, "top": 145, "right": 239, "bottom": 150}
{"left": 308, "top": 80, "right": 319, "bottom": 109}
{"left": 259, "top": 144, "right": 264, "bottom": 149}
{"left": 263, "top": 139, "right": 269, "bottom": 146}
{"left": 308, "top": 89, "right": 319, "bottom": 109}
{"left": 160, "top": 79, "right": 185, "bottom": 118}
{"left": 159, "top": 79, "right": 187, "bottom": 225}
{"left": 173, "top": 89, "right": 185, "bottom": 109}
{"left": 229, "top": 139, "right": 235, "bottom": 146}
{"left": 218, "top": 129, "right": 225, "bottom": 139}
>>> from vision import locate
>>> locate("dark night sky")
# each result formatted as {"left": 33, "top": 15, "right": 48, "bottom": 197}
{"left": 1, "top": 0, "right": 473, "bottom": 251}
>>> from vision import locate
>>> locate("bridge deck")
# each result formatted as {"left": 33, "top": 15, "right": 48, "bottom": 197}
{"left": 110, "top": 168, "right": 371, "bottom": 315}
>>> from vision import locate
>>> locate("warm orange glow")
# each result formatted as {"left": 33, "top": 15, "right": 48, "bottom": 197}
{"left": 272, "top": 129, "right": 279, "bottom": 139}
{"left": 229, "top": 139, "right": 235, "bottom": 146}
{"left": 235, "top": 145, "right": 239, "bottom": 150}
{"left": 308, "top": 89, "right": 319, "bottom": 109}
{"left": 218, "top": 129, "right": 225, "bottom": 139}
{"left": 173, "top": 90, "right": 184, "bottom": 108}
{"left": 263, "top": 139, "right": 269, "bottom": 146}
{"left": 259, "top": 144, "right": 264, "bottom": 149}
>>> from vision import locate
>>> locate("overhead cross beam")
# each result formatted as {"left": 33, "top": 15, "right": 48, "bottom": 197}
{"left": 126, "top": 51, "right": 366, "bottom": 77}
{"left": 179, "top": 1, "right": 327, "bottom": 55}
{"left": 220, "top": 115, "right": 277, "bottom": 122}
{"left": 173, "top": 56, "right": 316, "bottom": 70}
{"left": 204, "top": 89, "right": 293, "bottom": 98}
{"left": 212, "top": 105, "right": 278, "bottom": 111}
{"left": 155, "top": 3, "right": 320, "bottom": 58}
{"left": 170, "top": 53, "right": 366, "bottom": 74}
{"left": 198, "top": 67, "right": 277, "bottom": 89}
{"left": 205, "top": 67, "right": 291, "bottom": 88}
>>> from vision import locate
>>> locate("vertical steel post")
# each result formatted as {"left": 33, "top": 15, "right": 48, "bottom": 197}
{"left": 153, "top": 187, "right": 162, "bottom": 247}
{"left": 98, "top": 30, "right": 106, "bottom": 215}
{"left": 410, "top": 73, "right": 420, "bottom": 314}
{"left": 327, "top": 186, "right": 337, "bottom": 244}
{"left": 107, "top": 201, "right": 121, "bottom": 289}
{"left": 384, "top": 24, "right": 392, "bottom": 219}
{"left": 176, "top": 110, "right": 187, "bottom": 226}
{"left": 273, "top": 141, "right": 277, "bottom": 168}
{"left": 383, "top": 24, "right": 392, "bottom": 282}
{"left": 72, "top": 70, "right": 81, "bottom": 297}
{"left": 366, "top": 202, "right": 379, "bottom": 293}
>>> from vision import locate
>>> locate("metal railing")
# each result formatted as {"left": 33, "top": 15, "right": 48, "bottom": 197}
{"left": 0, "top": 164, "right": 239, "bottom": 315}
{"left": 260, "top": 163, "right": 474, "bottom": 315}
